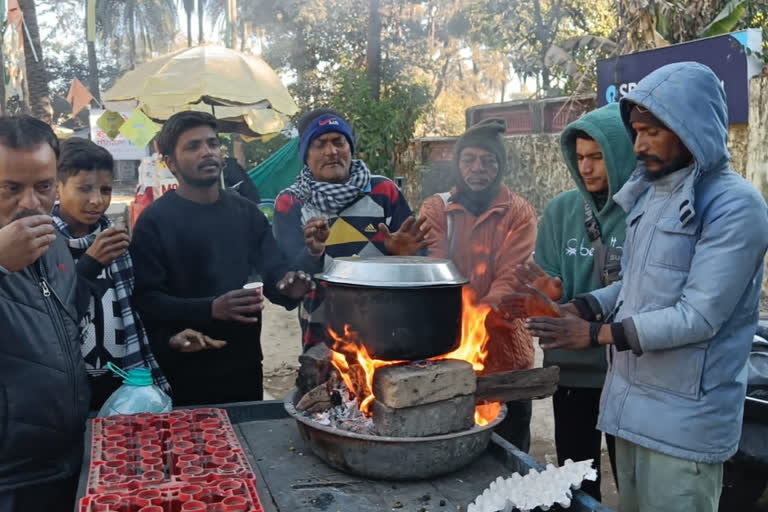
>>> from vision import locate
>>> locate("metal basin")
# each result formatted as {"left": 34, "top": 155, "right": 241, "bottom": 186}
{"left": 284, "top": 390, "right": 507, "bottom": 480}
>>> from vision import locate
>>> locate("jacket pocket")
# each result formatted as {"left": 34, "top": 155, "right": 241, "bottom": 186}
{"left": 647, "top": 217, "right": 698, "bottom": 271}
{"left": 634, "top": 346, "right": 705, "bottom": 400}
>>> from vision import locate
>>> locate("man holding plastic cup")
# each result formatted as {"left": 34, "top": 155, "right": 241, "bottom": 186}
{"left": 131, "top": 112, "right": 318, "bottom": 405}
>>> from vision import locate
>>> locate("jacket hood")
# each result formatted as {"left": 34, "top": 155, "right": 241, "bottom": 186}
{"left": 559, "top": 102, "right": 636, "bottom": 215}
{"left": 620, "top": 62, "right": 729, "bottom": 175}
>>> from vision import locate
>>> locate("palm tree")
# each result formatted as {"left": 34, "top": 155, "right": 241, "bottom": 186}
{"left": 182, "top": 0, "right": 194, "bottom": 47}
{"left": 198, "top": 0, "right": 206, "bottom": 43}
{"left": 18, "top": 0, "right": 52, "bottom": 122}
{"left": 98, "top": 0, "right": 178, "bottom": 70}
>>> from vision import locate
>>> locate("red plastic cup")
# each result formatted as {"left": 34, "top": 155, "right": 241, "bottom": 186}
{"left": 217, "top": 479, "right": 244, "bottom": 496}
{"left": 211, "top": 450, "right": 234, "bottom": 467}
{"left": 129, "top": 497, "right": 150, "bottom": 510}
{"left": 103, "top": 425, "right": 129, "bottom": 438}
{"left": 172, "top": 440, "right": 195, "bottom": 455}
{"left": 136, "top": 489, "right": 163, "bottom": 505}
{"left": 181, "top": 500, "right": 206, "bottom": 511}
{"left": 140, "top": 456, "right": 164, "bottom": 472}
{"left": 180, "top": 465, "right": 204, "bottom": 480}
{"left": 104, "top": 434, "right": 126, "bottom": 448}
{"left": 93, "top": 494, "right": 122, "bottom": 506}
{"left": 168, "top": 410, "right": 187, "bottom": 421}
{"left": 104, "top": 446, "right": 128, "bottom": 461}
{"left": 134, "top": 413, "right": 154, "bottom": 424}
{"left": 142, "top": 470, "right": 164, "bottom": 482}
{"left": 140, "top": 443, "right": 162, "bottom": 459}
{"left": 170, "top": 420, "right": 190, "bottom": 432}
{"left": 176, "top": 454, "right": 200, "bottom": 472}
{"left": 222, "top": 496, "right": 248, "bottom": 512}
{"left": 94, "top": 472, "right": 124, "bottom": 494}
{"left": 138, "top": 431, "right": 159, "bottom": 443}
{"left": 102, "top": 460, "right": 126, "bottom": 474}
{"left": 202, "top": 428, "right": 220, "bottom": 442}
{"left": 216, "top": 463, "right": 240, "bottom": 476}
{"left": 200, "top": 418, "right": 220, "bottom": 430}
{"left": 178, "top": 484, "right": 203, "bottom": 501}
{"left": 205, "top": 439, "right": 228, "bottom": 454}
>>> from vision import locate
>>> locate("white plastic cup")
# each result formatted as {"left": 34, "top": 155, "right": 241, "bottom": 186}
{"left": 243, "top": 281, "right": 263, "bottom": 296}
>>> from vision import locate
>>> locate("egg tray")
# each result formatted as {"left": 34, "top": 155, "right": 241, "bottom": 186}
{"left": 87, "top": 409, "right": 253, "bottom": 494}
{"left": 78, "top": 478, "right": 263, "bottom": 512}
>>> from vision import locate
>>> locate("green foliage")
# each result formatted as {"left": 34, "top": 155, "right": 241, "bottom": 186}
{"left": 701, "top": 0, "right": 749, "bottom": 36}
{"left": 329, "top": 68, "right": 431, "bottom": 177}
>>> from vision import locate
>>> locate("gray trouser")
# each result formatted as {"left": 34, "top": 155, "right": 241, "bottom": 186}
{"left": 615, "top": 437, "right": 723, "bottom": 512}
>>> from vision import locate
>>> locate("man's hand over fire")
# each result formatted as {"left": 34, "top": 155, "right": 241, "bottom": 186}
{"left": 499, "top": 285, "right": 565, "bottom": 319}
{"left": 513, "top": 261, "right": 562, "bottom": 301}
{"left": 527, "top": 316, "right": 592, "bottom": 351}
{"left": 304, "top": 217, "right": 329, "bottom": 260}
{"left": 378, "top": 216, "right": 435, "bottom": 256}
{"left": 277, "top": 270, "right": 315, "bottom": 299}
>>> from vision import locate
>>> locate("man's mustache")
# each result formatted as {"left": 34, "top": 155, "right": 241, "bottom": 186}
{"left": 13, "top": 209, "right": 44, "bottom": 221}
{"left": 637, "top": 153, "right": 663, "bottom": 165}
{"left": 197, "top": 159, "right": 221, "bottom": 170}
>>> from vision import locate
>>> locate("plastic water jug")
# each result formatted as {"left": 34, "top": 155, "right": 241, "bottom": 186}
{"left": 97, "top": 362, "right": 172, "bottom": 417}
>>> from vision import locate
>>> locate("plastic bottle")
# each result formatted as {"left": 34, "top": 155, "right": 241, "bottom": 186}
{"left": 98, "top": 363, "right": 172, "bottom": 417}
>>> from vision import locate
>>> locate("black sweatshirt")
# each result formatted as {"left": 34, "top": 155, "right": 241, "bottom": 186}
{"left": 130, "top": 190, "right": 314, "bottom": 405}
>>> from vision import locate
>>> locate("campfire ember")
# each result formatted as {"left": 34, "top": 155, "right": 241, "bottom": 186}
{"left": 328, "top": 287, "right": 500, "bottom": 425}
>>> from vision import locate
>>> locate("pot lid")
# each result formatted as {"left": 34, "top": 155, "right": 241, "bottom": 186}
{"left": 316, "top": 256, "right": 469, "bottom": 287}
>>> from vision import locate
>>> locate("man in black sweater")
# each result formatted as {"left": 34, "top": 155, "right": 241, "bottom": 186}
{"left": 130, "top": 112, "right": 317, "bottom": 405}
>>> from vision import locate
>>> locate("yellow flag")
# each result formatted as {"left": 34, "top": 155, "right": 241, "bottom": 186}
{"left": 119, "top": 109, "right": 161, "bottom": 149}
{"left": 86, "top": 0, "right": 96, "bottom": 42}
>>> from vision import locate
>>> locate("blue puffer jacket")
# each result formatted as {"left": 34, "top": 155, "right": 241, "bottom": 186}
{"left": 589, "top": 62, "right": 768, "bottom": 463}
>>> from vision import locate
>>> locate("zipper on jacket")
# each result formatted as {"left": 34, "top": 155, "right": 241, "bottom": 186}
{"left": 33, "top": 261, "right": 79, "bottom": 415}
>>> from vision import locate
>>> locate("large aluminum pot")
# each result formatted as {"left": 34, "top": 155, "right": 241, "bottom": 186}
{"left": 316, "top": 256, "right": 469, "bottom": 361}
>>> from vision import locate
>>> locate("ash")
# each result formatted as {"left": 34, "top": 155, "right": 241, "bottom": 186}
{"left": 304, "top": 387, "right": 376, "bottom": 435}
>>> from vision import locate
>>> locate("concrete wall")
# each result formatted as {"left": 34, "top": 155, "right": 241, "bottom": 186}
{"left": 746, "top": 75, "right": 768, "bottom": 302}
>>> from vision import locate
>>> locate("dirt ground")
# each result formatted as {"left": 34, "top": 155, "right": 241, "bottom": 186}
{"left": 259, "top": 300, "right": 621, "bottom": 509}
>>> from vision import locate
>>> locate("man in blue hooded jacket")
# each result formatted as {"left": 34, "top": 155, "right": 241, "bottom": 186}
{"left": 512, "top": 62, "right": 768, "bottom": 511}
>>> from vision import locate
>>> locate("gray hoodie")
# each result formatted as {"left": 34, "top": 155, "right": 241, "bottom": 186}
{"left": 589, "top": 62, "right": 768, "bottom": 463}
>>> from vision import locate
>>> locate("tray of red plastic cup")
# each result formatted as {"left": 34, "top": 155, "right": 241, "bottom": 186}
{"left": 80, "top": 408, "right": 263, "bottom": 512}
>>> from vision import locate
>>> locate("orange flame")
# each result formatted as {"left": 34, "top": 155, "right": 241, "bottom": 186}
{"left": 439, "top": 287, "right": 492, "bottom": 372}
{"left": 474, "top": 402, "right": 502, "bottom": 426}
{"left": 328, "top": 325, "right": 405, "bottom": 415}
{"left": 328, "top": 287, "right": 502, "bottom": 425}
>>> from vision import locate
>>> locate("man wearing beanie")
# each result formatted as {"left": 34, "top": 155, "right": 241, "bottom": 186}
{"left": 512, "top": 62, "right": 768, "bottom": 511}
{"left": 419, "top": 118, "right": 538, "bottom": 451}
{"left": 274, "top": 108, "right": 431, "bottom": 350}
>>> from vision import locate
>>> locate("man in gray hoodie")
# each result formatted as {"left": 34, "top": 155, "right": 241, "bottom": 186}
{"left": 516, "top": 62, "right": 768, "bottom": 511}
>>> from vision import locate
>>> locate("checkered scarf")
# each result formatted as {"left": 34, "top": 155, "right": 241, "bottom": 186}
{"left": 286, "top": 159, "right": 371, "bottom": 215}
{"left": 51, "top": 204, "right": 171, "bottom": 394}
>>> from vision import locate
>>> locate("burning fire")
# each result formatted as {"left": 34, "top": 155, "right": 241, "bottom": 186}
{"left": 474, "top": 402, "right": 502, "bottom": 426}
{"left": 328, "top": 325, "right": 406, "bottom": 414}
{"left": 329, "top": 287, "right": 502, "bottom": 425}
